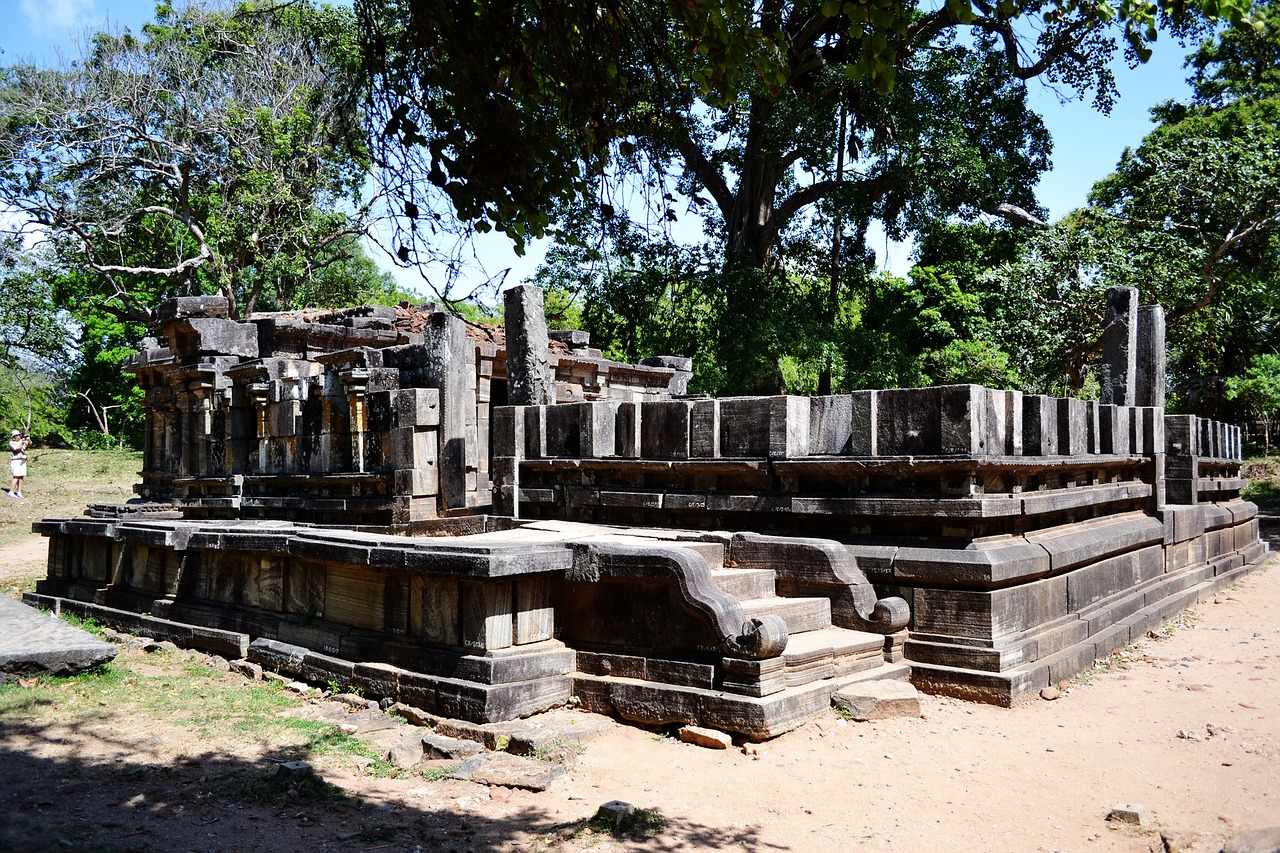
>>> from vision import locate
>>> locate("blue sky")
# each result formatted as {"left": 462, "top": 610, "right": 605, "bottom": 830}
{"left": 0, "top": 0, "right": 1196, "bottom": 290}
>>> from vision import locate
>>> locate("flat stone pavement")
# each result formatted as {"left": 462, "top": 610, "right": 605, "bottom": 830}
{"left": 0, "top": 596, "right": 116, "bottom": 676}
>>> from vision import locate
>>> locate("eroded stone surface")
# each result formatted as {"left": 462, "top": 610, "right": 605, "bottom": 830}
{"left": 448, "top": 752, "right": 565, "bottom": 791}
{"left": 0, "top": 597, "right": 116, "bottom": 675}
{"left": 832, "top": 680, "right": 921, "bottom": 721}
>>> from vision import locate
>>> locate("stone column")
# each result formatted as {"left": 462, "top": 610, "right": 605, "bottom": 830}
{"left": 249, "top": 383, "right": 270, "bottom": 474}
{"left": 1100, "top": 286, "right": 1138, "bottom": 406}
{"left": 422, "top": 312, "right": 470, "bottom": 510}
{"left": 503, "top": 285, "right": 555, "bottom": 406}
{"left": 341, "top": 370, "right": 369, "bottom": 474}
{"left": 1136, "top": 304, "right": 1166, "bottom": 409}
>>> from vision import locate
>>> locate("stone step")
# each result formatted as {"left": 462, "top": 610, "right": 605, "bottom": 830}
{"left": 573, "top": 671, "right": 841, "bottom": 740}
{"left": 668, "top": 541, "right": 725, "bottom": 569}
{"left": 741, "top": 596, "right": 832, "bottom": 634}
{"left": 779, "top": 626, "right": 886, "bottom": 688}
{"left": 710, "top": 567, "right": 776, "bottom": 600}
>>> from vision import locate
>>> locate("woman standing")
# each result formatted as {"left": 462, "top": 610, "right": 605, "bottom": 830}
{"left": 9, "top": 429, "right": 30, "bottom": 498}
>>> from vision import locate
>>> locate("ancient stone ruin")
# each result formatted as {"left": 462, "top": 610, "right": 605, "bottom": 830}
{"left": 28, "top": 285, "right": 1267, "bottom": 739}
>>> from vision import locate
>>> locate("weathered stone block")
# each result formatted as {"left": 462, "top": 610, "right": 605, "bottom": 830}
{"left": 809, "top": 395, "right": 853, "bottom": 456}
{"left": 461, "top": 579, "right": 513, "bottom": 651}
{"left": 1022, "top": 395, "right": 1058, "bottom": 456}
{"left": 394, "top": 387, "right": 440, "bottom": 429}
{"left": 641, "top": 400, "right": 692, "bottom": 460}
{"left": 832, "top": 680, "right": 921, "bottom": 720}
{"left": 581, "top": 401, "right": 619, "bottom": 458}
{"left": 504, "top": 285, "right": 555, "bottom": 406}
{"left": 691, "top": 399, "right": 719, "bottom": 458}
{"left": 543, "top": 404, "right": 581, "bottom": 457}
{"left": 877, "top": 385, "right": 983, "bottom": 457}
{"left": 768, "top": 396, "right": 810, "bottom": 459}
{"left": 1056, "top": 397, "right": 1087, "bottom": 455}
{"left": 718, "top": 397, "right": 772, "bottom": 457}
{"left": 985, "top": 389, "right": 1022, "bottom": 456}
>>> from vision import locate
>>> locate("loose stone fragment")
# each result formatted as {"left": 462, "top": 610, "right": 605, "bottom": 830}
{"left": 387, "top": 730, "right": 426, "bottom": 769}
{"left": 1159, "top": 827, "right": 1200, "bottom": 853}
{"left": 678, "top": 725, "right": 732, "bottom": 749}
{"left": 448, "top": 752, "right": 565, "bottom": 791}
{"left": 388, "top": 702, "right": 438, "bottom": 726}
{"left": 229, "top": 659, "right": 262, "bottom": 680}
{"left": 0, "top": 597, "right": 117, "bottom": 676}
{"left": 595, "top": 800, "right": 635, "bottom": 829}
{"left": 832, "top": 680, "right": 921, "bottom": 721}
{"left": 422, "top": 732, "right": 485, "bottom": 761}
{"left": 1221, "top": 826, "right": 1280, "bottom": 853}
{"left": 1041, "top": 687, "right": 1061, "bottom": 701}
{"left": 276, "top": 760, "right": 314, "bottom": 782}
{"left": 1106, "top": 803, "right": 1151, "bottom": 826}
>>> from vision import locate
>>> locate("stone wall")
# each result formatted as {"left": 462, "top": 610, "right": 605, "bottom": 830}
{"left": 490, "top": 387, "right": 1265, "bottom": 704}
{"left": 126, "top": 296, "right": 691, "bottom": 527}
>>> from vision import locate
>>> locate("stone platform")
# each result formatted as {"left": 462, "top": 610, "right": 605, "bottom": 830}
{"left": 29, "top": 517, "right": 908, "bottom": 739}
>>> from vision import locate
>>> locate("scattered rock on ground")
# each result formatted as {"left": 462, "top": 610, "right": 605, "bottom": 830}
{"left": 1160, "top": 827, "right": 1202, "bottom": 853}
{"left": 388, "top": 702, "right": 438, "bottom": 726}
{"left": 832, "top": 680, "right": 921, "bottom": 721}
{"left": 678, "top": 725, "right": 732, "bottom": 749}
{"left": 595, "top": 800, "right": 635, "bottom": 829}
{"left": 228, "top": 659, "right": 262, "bottom": 680}
{"left": 448, "top": 752, "right": 565, "bottom": 791}
{"left": 422, "top": 732, "right": 485, "bottom": 761}
{"left": 1041, "top": 686, "right": 1061, "bottom": 701}
{"left": 387, "top": 730, "right": 425, "bottom": 769}
{"left": 1108, "top": 803, "right": 1152, "bottom": 826}
{"left": 1221, "top": 826, "right": 1280, "bottom": 853}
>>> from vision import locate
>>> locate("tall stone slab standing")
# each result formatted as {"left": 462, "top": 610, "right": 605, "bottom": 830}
{"left": 422, "top": 313, "right": 470, "bottom": 510}
{"left": 1136, "top": 304, "right": 1167, "bottom": 409}
{"left": 504, "top": 285, "right": 555, "bottom": 407}
{"left": 1100, "top": 286, "right": 1138, "bottom": 406}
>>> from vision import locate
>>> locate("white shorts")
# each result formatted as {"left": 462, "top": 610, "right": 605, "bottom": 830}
{"left": 9, "top": 458, "right": 25, "bottom": 478}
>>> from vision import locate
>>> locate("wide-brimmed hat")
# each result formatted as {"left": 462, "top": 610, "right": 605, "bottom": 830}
{"left": 10, "top": 430, "right": 19, "bottom": 436}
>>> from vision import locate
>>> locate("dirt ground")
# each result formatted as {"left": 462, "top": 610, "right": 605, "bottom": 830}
{"left": 2, "top": 525, "right": 1278, "bottom": 853}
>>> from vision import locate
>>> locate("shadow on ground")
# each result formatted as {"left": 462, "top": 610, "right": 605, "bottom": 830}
{"left": 0, "top": 707, "right": 770, "bottom": 853}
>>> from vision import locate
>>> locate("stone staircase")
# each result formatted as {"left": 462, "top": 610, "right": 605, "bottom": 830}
{"left": 569, "top": 532, "right": 912, "bottom": 738}
{"left": 395, "top": 518, "right": 914, "bottom": 739}
{"left": 699, "top": 540, "right": 909, "bottom": 689}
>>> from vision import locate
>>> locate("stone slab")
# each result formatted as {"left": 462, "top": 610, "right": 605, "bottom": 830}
{"left": 448, "top": 751, "right": 565, "bottom": 790}
{"left": 0, "top": 595, "right": 117, "bottom": 675}
{"left": 832, "top": 680, "right": 922, "bottom": 721}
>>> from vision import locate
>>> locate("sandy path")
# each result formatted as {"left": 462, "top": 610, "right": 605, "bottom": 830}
{"left": 0, "top": 536, "right": 47, "bottom": 579}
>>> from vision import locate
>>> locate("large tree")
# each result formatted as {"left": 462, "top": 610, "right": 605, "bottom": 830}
{"left": 356, "top": 0, "right": 1240, "bottom": 392}
{"left": 0, "top": 0, "right": 376, "bottom": 321}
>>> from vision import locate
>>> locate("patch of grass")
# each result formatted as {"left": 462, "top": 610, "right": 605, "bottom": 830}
{"left": 0, "top": 651, "right": 400, "bottom": 779}
{"left": 1243, "top": 478, "right": 1280, "bottom": 510}
{"left": 0, "top": 448, "right": 142, "bottom": 549}
{"left": 420, "top": 763, "right": 457, "bottom": 782}
{"left": 57, "top": 610, "right": 106, "bottom": 636}
{"left": 533, "top": 737, "right": 586, "bottom": 766}
{"left": 579, "top": 807, "right": 667, "bottom": 841}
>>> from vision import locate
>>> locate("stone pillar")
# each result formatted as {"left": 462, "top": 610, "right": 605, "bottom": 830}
{"left": 1136, "top": 304, "right": 1166, "bottom": 409}
{"left": 503, "top": 285, "right": 555, "bottom": 406}
{"left": 422, "top": 312, "right": 470, "bottom": 510}
{"left": 1100, "top": 286, "right": 1138, "bottom": 406}
{"left": 250, "top": 383, "right": 270, "bottom": 474}
{"left": 341, "top": 370, "right": 369, "bottom": 474}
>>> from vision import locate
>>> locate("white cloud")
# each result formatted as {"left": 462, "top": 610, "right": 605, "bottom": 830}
{"left": 21, "top": 0, "right": 96, "bottom": 35}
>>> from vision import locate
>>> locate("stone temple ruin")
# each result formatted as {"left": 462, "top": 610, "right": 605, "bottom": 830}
{"left": 26, "top": 285, "right": 1268, "bottom": 739}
